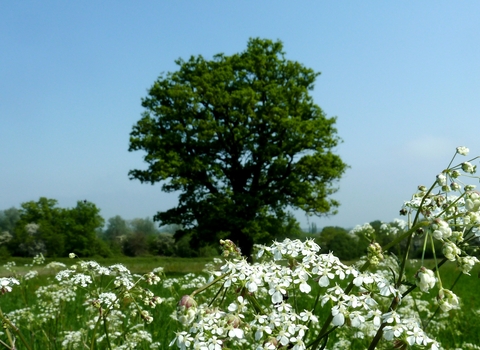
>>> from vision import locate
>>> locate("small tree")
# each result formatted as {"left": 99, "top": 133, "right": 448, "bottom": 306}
{"left": 129, "top": 38, "right": 347, "bottom": 258}
{"left": 63, "top": 200, "right": 105, "bottom": 257}
{"left": 12, "top": 198, "right": 64, "bottom": 256}
{"left": 11, "top": 198, "right": 107, "bottom": 257}
{"left": 103, "top": 215, "right": 131, "bottom": 254}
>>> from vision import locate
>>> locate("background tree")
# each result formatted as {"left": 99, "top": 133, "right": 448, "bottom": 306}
{"left": 123, "top": 217, "right": 159, "bottom": 256}
{"left": 12, "top": 197, "right": 64, "bottom": 256}
{"left": 103, "top": 215, "right": 131, "bottom": 254}
{"left": 129, "top": 38, "right": 347, "bottom": 258}
{"left": 63, "top": 200, "right": 106, "bottom": 257}
{"left": 0, "top": 207, "right": 20, "bottom": 234}
{"left": 0, "top": 207, "right": 19, "bottom": 256}
{"left": 10, "top": 197, "right": 109, "bottom": 257}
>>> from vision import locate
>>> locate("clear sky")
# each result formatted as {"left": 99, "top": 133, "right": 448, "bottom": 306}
{"left": 2, "top": 1, "right": 480, "bottom": 230}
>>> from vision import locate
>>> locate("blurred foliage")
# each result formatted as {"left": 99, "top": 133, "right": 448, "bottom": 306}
{"left": 2, "top": 199, "right": 452, "bottom": 261}
{"left": 3, "top": 198, "right": 107, "bottom": 257}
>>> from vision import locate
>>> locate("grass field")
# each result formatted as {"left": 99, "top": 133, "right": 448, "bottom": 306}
{"left": 0, "top": 255, "right": 213, "bottom": 275}
{"left": 1, "top": 255, "right": 479, "bottom": 349}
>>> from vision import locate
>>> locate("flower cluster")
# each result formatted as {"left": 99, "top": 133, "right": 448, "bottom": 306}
{"left": 0, "top": 254, "right": 165, "bottom": 349}
{"left": 170, "top": 238, "right": 453, "bottom": 349}
{"left": 169, "top": 147, "right": 480, "bottom": 350}
{"left": 0, "top": 277, "right": 20, "bottom": 294}
{"left": 415, "top": 267, "right": 436, "bottom": 292}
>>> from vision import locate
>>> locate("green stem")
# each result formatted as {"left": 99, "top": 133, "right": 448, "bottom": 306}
{"left": 208, "top": 285, "right": 225, "bottom": 308}
{"left": 366, "top": 181, "right": 441, "bottom": 350}
{"left": 102, "top": 313, "right": 113, "bottom": 350}
{"left": 4, "top": 328, "right": 14, "bottom": 350}
{"left": 89, "top": 312, "right": 103, "bottom": 350}
{"left": 191, "top": 273, "right": 228, "bottom": 297}
{"left": 304, "top": 291, "right": 321, "bottom": 341}
{"left": 308, "top": 260, "right": 371, "bottom": 349}
{"left": 430, "top": 235, "right": 442, "bottom": 288}
{"left": 395, "top": 230, "right": 413, "bottom": 288}
{"left": 0, "top": 338, "right": 12, "bottom": 349}
{"left": 424, "top": 271, "right": 462, "bottom": 331}
{"left": 435, "top": 192, "right": 467, "bottom": 219}
{"left": 421, "top": 232, "right": 428, "bottom": 266}
{"left": 0, "top": 308, "right": 32, "bottom": 350}
{"left": 307, "top": 326, "right": 337, "bottom": 349}
{"left": 382, "top": 220, "right": 430, "bottom": 253}
{"left": 245, "top": 292, "right": 265, "bottom": 315}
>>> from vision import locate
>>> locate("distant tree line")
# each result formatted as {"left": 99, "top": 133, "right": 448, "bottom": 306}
{"left": 0, "top": 197, "right": 305, "bottom": 259}
{"left": 0, "top": 197, "right": 448, "bottom": 260}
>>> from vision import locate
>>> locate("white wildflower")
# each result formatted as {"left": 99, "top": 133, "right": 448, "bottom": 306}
{"left": 457, "top": 146, "right": 469, "bottom": 156}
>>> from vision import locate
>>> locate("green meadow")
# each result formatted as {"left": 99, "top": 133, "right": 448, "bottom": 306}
{"left": 1, "top": 256, "right": 479, "bottom": 349}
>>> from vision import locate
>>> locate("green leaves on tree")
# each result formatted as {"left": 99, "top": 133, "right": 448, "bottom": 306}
{"left": 129, "top": 38, "right": 348, "bottom": 257}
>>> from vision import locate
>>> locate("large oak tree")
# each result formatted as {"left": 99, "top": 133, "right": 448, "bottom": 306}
{"left": 129, "top": 38, "right": 347, "bottom": 258}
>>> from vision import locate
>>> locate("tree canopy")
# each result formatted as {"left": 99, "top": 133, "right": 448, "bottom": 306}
{"left": 129, "top": 38, "right": 348, "bottom": 257}
{"left": 9, "top": 197, "right": 107, "bottom": 257}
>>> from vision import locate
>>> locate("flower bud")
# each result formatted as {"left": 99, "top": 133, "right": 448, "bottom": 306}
{"left": 451, "top": 170, "right": 461, "bottom": 178}
{"left": 462, "top": 162, "right": 476, "bottom": 174}
{"left": 450, "top": 182, "right": 461, "bottom": 191}
{"left": 457, "top": 256, "right": 479, "bottom": 275}
{"left": 226, "top": 314, "right": 242, "bottom": 328}
{"left": 178, "top": 295, "right": 197, "bottom": 309}
{"left": 430, "top": 219, "right": 451, "bottom": 240}
{"left": 367, "top": 242, "right": 383, "bottom": 266}
{"left": 436, "top": 174, "right": 447, "bottom": 186}
{"left": 456, "top": 146, "right": 469, "bottom": 156}
{"left": 415, "top": 267, "right": 436, "bottom": 292}
{"left": 442, "top": 241, "right": 461, "bottom": 261}
{"left": 141, "top": 310, "right": 153, "bottom": 323}
{"left": 220, "top": 239, "right": 242, "bottom": 258}
{"left": 437, "top": 288, "right": 459, "bottom": 312}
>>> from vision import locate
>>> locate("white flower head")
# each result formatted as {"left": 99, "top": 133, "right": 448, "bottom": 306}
{"left": 0, "top": 277, "right": 20, "bottom": 294}
{"left": 437, "top": 288, "right": 460, "bottom": 312}
{"left": 430, "top": 219, "right": 451, "bottom": 241}
{"left": 415, "top": 267, "right": 436, "bottom": 292}
{"left": 442, "top": 241, "right": 461, "bottom": 261}
{"left": 456, "top": 146, "right": 469, "bottom": 156}
{"left": 436, "top": 173, "right": 447, "bottom": 186}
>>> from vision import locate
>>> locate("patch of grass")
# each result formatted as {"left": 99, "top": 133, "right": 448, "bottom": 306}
{"left": 0, "top": 255, "right": 214, "bottom": 277}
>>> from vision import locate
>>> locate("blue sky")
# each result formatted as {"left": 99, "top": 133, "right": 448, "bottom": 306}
{"left": 1, "top": 1, "right": 480, "bottom": 230}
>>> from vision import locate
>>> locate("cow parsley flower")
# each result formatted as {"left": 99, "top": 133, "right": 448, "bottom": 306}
{"left": 456, "top": 146, "right": 469, "bottom": 156}
{"left": 430, "top": 219, "right": 452, "bottom": 241}
{"left": 0, "top": 277, "right": 20, "bottom": 294}
{"left": 462, "top": 161, "right": 476, "bottom": 174}
{"left": 457, "top": 256, "right": 480, "bottom": 275}
{"left": 437, "top": 288, "right": 460, "bottom": 312}
{"left": 415, "top": 267, "right": 436, "bottom": 292}
{"left": 436, "top": 173, "right": 447, "bottom": 186}
{"left": 442, "top": 241, "right": 461, "bottom": 261}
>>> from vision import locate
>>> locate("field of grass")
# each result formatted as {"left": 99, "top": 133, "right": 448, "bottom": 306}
{"left": 0, "top": 255, "right": 215, "bottom": 349}
{"left": 1, "top": 255, "right": 479, "bottom": 349}
{"left": 0, "top": 256, "right": 213, "bottom": 276}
